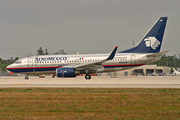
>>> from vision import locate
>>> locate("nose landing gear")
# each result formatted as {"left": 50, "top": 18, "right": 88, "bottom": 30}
{"left": 25, "top": 75, "right": 29, "bottom": 80}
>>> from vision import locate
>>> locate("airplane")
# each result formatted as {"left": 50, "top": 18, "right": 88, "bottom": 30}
{"left": 172, "top": 68, "right": 180, "bottom": 76}
{"left": 6, "top": 17, "right": 168, "bottom": 80}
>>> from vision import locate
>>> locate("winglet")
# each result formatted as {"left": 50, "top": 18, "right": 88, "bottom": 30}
{"left": 106, "top": 46, "right": 118, "bottom": 60}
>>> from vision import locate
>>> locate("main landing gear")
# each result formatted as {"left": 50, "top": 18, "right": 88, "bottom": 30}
{"left": 85, "top": 74, "right": 91, "bottom": 80}
{"left": 52, "top": 74, "right": 56, "bottom": 78}
{"left": 25, "top": 75, "right": 29, "bottom": 80}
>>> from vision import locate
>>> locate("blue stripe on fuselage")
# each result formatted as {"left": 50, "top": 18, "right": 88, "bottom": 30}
{"left": 7, "top": 67, "right": 59, "bottom": 73}
{"left": 7, "top": 64, "right": 145, "bottom": 73}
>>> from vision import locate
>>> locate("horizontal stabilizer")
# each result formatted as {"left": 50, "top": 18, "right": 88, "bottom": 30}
{"left": 146, "top": 50, "right": 169, "bottom": 57}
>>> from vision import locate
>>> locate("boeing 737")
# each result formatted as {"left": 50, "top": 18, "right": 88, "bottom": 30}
{"left": 6, "top": 17, "right": 168, "bottom": 80}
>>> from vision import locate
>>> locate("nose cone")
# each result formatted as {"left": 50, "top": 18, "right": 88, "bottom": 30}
{"left": 6, "top": 64, "right": 13, "bottom": 72}
{"left": 6, "top": 64, "right": 11, "bottom": 69}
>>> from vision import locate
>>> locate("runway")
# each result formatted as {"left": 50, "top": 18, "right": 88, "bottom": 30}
{"left": 0, "top": 76, "right": 180, "bottom": 88}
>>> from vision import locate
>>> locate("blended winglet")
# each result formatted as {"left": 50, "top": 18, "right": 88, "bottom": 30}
{"left": 106, "top": 46, "right": 118, "bottom": 60}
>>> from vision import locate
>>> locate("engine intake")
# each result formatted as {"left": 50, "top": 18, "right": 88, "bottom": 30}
{"left": 56, "top": 68, "right": 76, "bottom": 77}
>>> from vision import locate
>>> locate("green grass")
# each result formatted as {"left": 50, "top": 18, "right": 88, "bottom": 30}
{"left": 0, "top": 88, "right": 180, "bottom": 119}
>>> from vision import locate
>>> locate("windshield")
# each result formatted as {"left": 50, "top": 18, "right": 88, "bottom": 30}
{"left": 14, "top": 60, "right": 21, "bottom": 64}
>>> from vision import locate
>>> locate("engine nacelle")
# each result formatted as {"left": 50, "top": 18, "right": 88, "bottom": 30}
{"left": 56, "top": 68, "right": 76, "bottom": 77}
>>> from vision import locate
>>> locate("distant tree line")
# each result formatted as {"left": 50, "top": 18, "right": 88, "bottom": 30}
{"left": 0, "top": 57, "right": 19, "bottom": 74}
{"left": 37, "top": 47, "right": 67, "bottom": 55}
{"left": 150, "top": 55, "right": 180, "bottom": 68}
{"left": 37, "top": 47, "right": 49, "bottom": 55}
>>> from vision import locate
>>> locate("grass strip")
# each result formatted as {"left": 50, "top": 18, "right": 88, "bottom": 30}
{"left": 0, "top": 88, "right": 180, "bottom": 119}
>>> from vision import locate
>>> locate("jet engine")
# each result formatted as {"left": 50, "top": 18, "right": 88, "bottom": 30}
{"left": 56, "top": 68, "right": 77, "bottom": 77}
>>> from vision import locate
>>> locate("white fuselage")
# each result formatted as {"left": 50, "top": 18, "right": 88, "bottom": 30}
{"left": 6, "top": 53, "right": 160, "bottom": 75}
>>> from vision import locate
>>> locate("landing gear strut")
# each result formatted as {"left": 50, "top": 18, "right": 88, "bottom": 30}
{"left": 52, "top": 74, "right": 56, "bottom": 78}
{"left": 25, "top": 75, "right": 29, "bottom": 80}
{"left": 85, "top": 74, "right": 91, "bottom": 80}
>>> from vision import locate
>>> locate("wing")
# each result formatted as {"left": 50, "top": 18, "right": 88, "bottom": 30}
{"left": 74, "top": 46, "right": 118, "bottom": 71}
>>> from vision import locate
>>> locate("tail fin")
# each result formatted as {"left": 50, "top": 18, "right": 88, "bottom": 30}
{"left": 119, "top": 17, "right": 167, "bottom": 53}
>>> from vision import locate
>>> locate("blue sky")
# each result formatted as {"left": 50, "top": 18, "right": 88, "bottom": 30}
{"left": 0, "top": 0, "right": 180, "bottom": 59}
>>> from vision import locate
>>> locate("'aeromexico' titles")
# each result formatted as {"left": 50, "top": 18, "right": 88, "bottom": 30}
{"left": 35, "top": 57, "right": 67, "bottom": 61}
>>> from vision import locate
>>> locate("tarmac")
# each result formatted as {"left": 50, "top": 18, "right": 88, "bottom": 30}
{"left": 0, "top": 76, "right": 180, "bottom": 88}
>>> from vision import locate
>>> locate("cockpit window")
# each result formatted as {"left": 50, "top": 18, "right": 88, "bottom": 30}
{"left": 15, "top": 60, "right": 21, "bottom": 64}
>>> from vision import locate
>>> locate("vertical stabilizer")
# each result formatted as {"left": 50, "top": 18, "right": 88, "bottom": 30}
{"left": 119, "top": 17, "right": 167, "bottom": 53}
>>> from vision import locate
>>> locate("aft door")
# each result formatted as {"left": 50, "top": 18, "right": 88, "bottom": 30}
{"left": 131, "top": 55, "right": 136, "bottom": 64}
{"left": 28, "top": 58, "right": 33, "bottom": 67}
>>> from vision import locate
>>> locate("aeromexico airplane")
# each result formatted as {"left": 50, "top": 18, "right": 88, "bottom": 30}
{"left": 7, "top": 17, "right": 168, "bottom": 80}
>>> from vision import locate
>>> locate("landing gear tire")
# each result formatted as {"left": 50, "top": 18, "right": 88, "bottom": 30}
{"left": 52, "top": 74, "right": 56, "bottom": 78}
{"left": 25, "top": 75, "right": 29, "bottom": 80}
{"left": 85, "top": 74, "right": 91, "bottom": 80}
